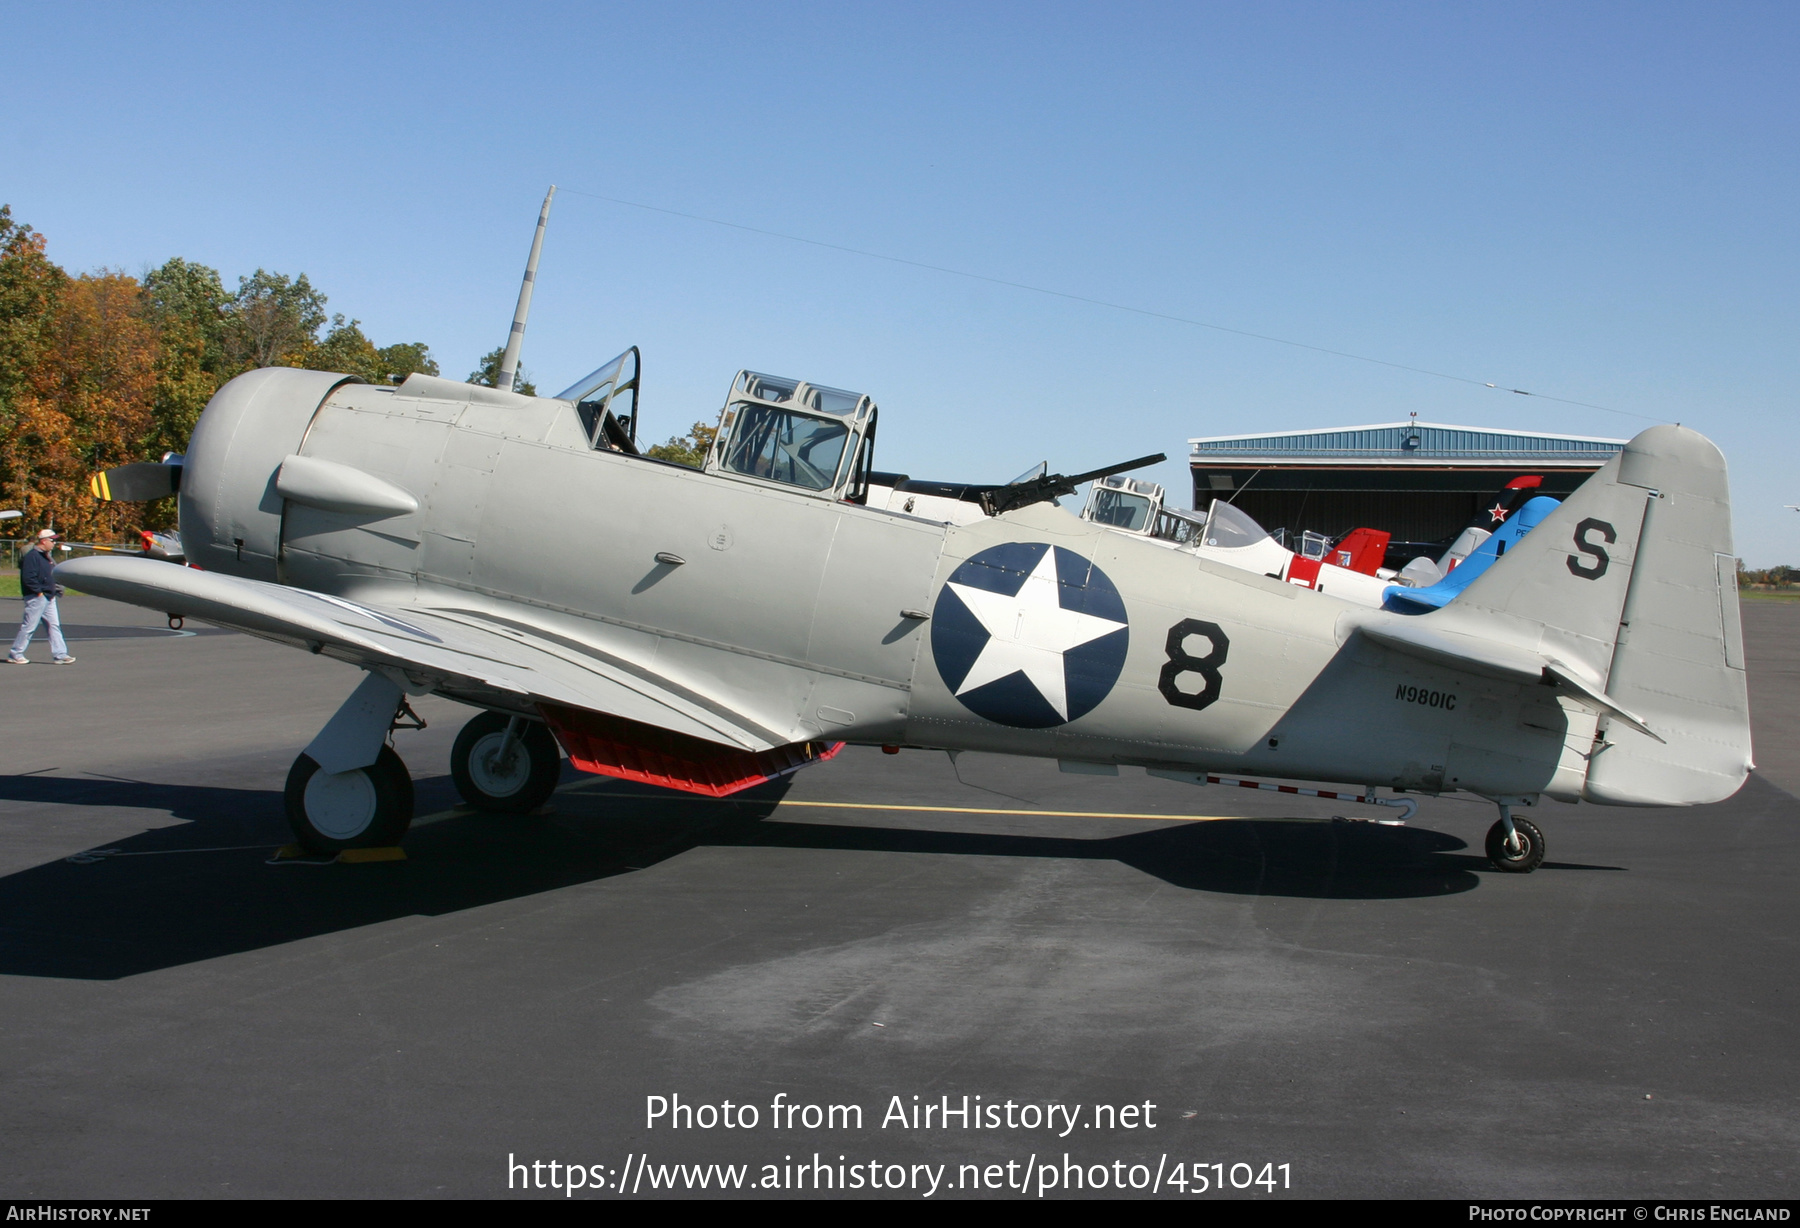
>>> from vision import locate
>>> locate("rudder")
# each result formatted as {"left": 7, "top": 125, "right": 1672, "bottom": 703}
{"left": 1582, "top": 427, "right": 1751, "bottom": 805}
{"left": 1434, "top": 424, "right": 1750, "bottom": 806}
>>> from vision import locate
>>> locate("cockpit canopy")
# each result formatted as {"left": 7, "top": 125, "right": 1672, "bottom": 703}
{"left": 705, "top": 370, "right": 877, "bottom": 500}
{"left": 1197, "top": 498, "right": 1272, "bottom": 548}
{"left": 1084, "top": 474, "right": 1165, "bottom": 531}
{"left": 1080, "top": 472, "right": 1278, "bottom": 552}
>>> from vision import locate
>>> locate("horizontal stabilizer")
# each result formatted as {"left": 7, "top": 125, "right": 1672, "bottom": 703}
{"left": 1354, "top": 617, "right": 1660, "bottom": 741}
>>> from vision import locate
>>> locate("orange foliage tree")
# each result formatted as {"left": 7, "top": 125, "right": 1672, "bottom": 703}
{"left": 0, "top": 208, "right": 68, "bottom": 529}
{"left": 0, "top": 206, "right": 440, "bottom": 543}
{"left": 3, "top": 273, "right": 156, "bottom": 541}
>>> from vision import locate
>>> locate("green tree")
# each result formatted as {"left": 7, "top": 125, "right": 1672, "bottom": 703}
{"left": 467, "top": 346, "right": 535, "bottom": 396}
{"left": 141, "top": 257, "right": 228, "bottom": 374}
{"left": 376, "top": 341, "right": 438, "bottom": 382}
{"left": 140, "top": 257, "right": 229, "bottom": 462}
{"left": 224, "top": 268, "right": 327, "bottom": 369}
{"left": 645, "top": 420, "right": 719, "bottom": 468}
{"left": 308, "top": 318, "right": 440, "bottom": 385}
{"left": 307, "top": 314, "right": 382, "bottom": 381}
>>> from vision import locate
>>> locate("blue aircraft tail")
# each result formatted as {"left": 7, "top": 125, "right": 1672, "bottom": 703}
{"left": 1382, "top": 495, "right": 1561, "bottom": 614}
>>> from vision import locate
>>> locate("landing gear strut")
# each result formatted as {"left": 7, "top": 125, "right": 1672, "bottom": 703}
{"left": 1485, "top": 804, "right": 1545, "bottom": 873}
{"left": 451, "top": 711, "right": 562, "bottom": 813}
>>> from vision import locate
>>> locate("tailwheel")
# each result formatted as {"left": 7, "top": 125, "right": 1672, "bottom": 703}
{"left": 451, "top": 711, "right": 562, "bottom": 814}
{"left": 1485, "top": 811, "right": 1546, "bottom": 873}
{"left": 285, "top": 744, "right": 415, "bottom": 854}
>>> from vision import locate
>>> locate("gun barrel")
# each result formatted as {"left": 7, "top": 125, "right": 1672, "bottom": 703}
{"left": 981, "top": 452, "right": 1168, "bottom": 516}
{"left": 1060, "top": 452, "right": 1167, "bottom": 489}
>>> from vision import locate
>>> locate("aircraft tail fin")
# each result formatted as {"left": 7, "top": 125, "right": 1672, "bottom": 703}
{"left": 1437, "top": 425, "right": 1750, "bottom": 805}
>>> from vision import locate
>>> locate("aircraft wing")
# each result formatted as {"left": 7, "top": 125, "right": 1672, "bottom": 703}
{"left": 56, "top": 556, "right": 782, "bottom": 751}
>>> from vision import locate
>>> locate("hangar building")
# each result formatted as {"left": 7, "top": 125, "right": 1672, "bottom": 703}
{"left": 1187, "top": 418, "right": 1626, "bottom": 548}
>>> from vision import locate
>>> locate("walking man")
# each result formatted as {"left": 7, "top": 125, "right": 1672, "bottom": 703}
{"left": 9, "top": 529, "right": 74, "bottom": 665}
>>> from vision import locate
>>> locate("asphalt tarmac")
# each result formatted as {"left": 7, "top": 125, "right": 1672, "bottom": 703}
{"left": 0, "top": 594, "right": 1795, "bottom": 1200}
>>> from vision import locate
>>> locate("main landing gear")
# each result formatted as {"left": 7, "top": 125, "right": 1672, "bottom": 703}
{"left": 1485, "top": 803, "right": 1545, "bottom": 873}
{"left": 286, "top": 745, "right": 414, "bottom": 853}
{"left": 285, "top": 673, "right": 566, "bottom": 854}
{"left": 450, "top": 711, "right": 561, "bottom": 814}
{"left": 285, "top": 672, "right": 417, "bottom": 854}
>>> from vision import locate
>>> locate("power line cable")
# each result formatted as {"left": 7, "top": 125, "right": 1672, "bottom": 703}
{"left": 557, "top": 186, "right": 1668, "bottom": 425}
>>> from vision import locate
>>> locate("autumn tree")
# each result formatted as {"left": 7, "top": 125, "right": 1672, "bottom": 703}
{"left": 467, "top": 346, "right": 536, "bottom": 396}
{"left": 0, "top": 207, "right": 68, "bottom": 513}
{"left": 1, "top": 208, "right": 445, "bottom": 538}
{"left": 3, "top": 272, "right": 156, "bottom": 540}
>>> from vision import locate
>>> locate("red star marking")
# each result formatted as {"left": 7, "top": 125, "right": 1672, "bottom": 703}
{"left": 1488, "top": 503, "right": 1509, "bottom": 524}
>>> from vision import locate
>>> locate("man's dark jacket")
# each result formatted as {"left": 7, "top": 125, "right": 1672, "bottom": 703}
{"left": 20, "top": 548, "right": 61, "bottom": 598}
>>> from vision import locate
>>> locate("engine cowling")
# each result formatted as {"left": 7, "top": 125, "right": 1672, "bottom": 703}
{"left": 178, "top": 368, "right": 358, "bottom": 578}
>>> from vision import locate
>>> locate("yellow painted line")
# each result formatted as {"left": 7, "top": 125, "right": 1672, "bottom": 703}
{"left": 410, "top": 785, "right": 1228, "bottom": 827}
{"left": 559, "top": 780, "right": 1232, "bottom": 823}
{"left": 413, "top": 773, "right": 1361, "bottom": 830}
{"left": 730, "top": 798, "right": 1228, "bottom": 823}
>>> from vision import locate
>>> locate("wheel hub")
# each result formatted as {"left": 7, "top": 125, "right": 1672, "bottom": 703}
{"left": 303, "top": 767, "right": 379, "bottom": 839}
{"left": 470, "top": 731, "right": 530, "bottom": 797}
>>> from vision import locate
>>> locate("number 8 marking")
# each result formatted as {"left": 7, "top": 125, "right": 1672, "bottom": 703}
{"left": 1159, "top": 618, "right": 1229, "bottom": 711}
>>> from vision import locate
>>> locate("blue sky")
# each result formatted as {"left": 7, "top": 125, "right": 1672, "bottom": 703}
{"left": 5, "top": 2, "right": 1796, "bottom": 560}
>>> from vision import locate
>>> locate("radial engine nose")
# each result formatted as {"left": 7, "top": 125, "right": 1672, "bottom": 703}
{"left": 178, "top": 368, "right": 357, "bottom": 579}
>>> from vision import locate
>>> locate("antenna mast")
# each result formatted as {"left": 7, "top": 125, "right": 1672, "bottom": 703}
{"left": 496, "top": 185, "right": 555, "bottom": 394}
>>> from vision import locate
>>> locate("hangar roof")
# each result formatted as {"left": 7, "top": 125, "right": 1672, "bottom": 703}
{"left": 1188, "top": 420, "right": 1628, "bottom": 468}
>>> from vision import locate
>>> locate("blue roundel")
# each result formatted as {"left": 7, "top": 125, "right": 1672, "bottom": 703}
{"left": 930, "top": 542, "right": 1129, "bottom": 729}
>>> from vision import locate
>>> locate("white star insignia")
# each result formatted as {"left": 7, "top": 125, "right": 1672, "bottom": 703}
{"left": 946, "top": 549, "right": 1127, "bottom": 720}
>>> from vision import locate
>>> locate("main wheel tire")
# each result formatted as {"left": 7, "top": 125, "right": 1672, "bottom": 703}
{"left": 450, "top": 712, "right": 562, "bottom": 814}
{"left": 1485, "top": 815, "right": 1546, "bottom": 873}
{"left": 285, "top": 744, "right": 415, "bottom": 854}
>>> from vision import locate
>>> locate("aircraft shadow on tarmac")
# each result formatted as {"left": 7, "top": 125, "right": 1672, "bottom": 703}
{"left": 0, "top": 770, "right": 1623, "bottom": 981}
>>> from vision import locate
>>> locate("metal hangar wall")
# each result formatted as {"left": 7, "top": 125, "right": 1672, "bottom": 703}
{"left": 1187, "top": 420, "right": 1627, "bottom": 546}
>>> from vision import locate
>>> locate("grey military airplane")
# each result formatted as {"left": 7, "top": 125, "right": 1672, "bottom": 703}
{"left": 67, "top": 210, "right": 1751, "bottom": 875}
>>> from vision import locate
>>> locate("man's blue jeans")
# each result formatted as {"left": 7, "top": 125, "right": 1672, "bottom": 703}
{"left": 11, "top": 594, "right": 68, "bottom": 659}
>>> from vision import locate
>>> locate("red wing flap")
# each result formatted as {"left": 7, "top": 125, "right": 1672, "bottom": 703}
{"left": 538, "top": 703, "right": 844, "bottom": 797}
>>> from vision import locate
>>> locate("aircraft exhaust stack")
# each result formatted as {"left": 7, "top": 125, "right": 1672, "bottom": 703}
{"left": 495, "top": 185, "right": 555, "bottom": 395}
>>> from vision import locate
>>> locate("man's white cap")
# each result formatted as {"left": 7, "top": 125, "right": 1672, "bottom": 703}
{"left": 35, "top": 529, "right": 58, "bottom": 539}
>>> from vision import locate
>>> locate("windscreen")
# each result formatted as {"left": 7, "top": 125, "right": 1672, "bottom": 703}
{"left": 719, "top": 403, "right": 850, "bottom": 490}
{"left": 556, "top": 348, "right": 640, "bottom": 450}
{"left": 1202, "top": 500, "right": 1271, "bottom": 548}
{"left": 1090, "top": 488, "right": 1153, "bottom": 530}
{"left": 1152, "top": 508, "right": 1205, "bottom": 545}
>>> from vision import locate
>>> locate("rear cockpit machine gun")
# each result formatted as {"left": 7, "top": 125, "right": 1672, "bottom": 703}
{"left": 979, "top": 453, "right": 1166, "bottom": 517}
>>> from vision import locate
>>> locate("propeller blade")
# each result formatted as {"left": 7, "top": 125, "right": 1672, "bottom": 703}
{"left": 92, "top": 462, "right": 181, "bottom": 502}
